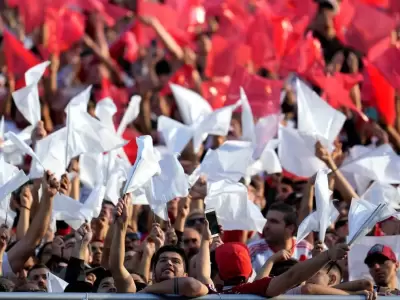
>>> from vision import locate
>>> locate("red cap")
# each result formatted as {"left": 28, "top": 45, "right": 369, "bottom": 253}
{"left": 215, "top": 242, "right": 253, "bottom": 281}
{"left": 364, "top": 244, "right": 397, "bottom": 265}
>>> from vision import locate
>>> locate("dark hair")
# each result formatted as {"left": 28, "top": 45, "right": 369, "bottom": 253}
{"left": 270, "top": 259, "right": 298, "bottom": 277}
{"left": 155, "top": 59, "right": 171, "bottom": 77}
{"left": 268, "top": 202, "right": 298, "bottom": 233}
{"left": 151, "top": 245, "right": 189, "bottom": 272}
{"left": 325, "top": 261, "right": 343, "bottom": 282}
{"left": 0, "top": 276, "right": 15, "bottom": 292}
{"left": 27, "top": 264, "right": 49, "bottom": 278}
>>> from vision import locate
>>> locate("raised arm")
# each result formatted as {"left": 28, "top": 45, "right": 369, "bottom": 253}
{"left": 7, "top": 171, "right": 59, "bottom": 273}
{"left": 16, "top": 186, "right": 33, "bottom": 240}
{"left": 196, "top": 220, "right": 213, "bottom": 285}
{"left": 266, "top": 243, "right": 349, "bottom": 297}
{"left": 109, "top": 195, "right": 136, "bottom": 293}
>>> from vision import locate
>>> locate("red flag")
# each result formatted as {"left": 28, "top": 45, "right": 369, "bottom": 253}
{"left": 44, "top": 7, "right": 85, "bottom": 55}
{"left": 109, "top": 31, "right": 139, "bottom": 63}
{"left": 201, "top": 79, "right": 229, "bottom": 109}
{"left": 342, "top": 0, "right": 396, "bottom": 54}
{"left": 160, "top": 64, "right": 197, "bottom": 96}
{"left": 363, "top": 60, "right": 396, "bottom": 125}
{"left": 369, "top": 42, "right": 400, "bottom": 90}
{"left": 206, "top": 35, "right": 251, "bottom": 78}
{"left": 3, "top": 30, "right": 41, "bottom": 80}
{"left": 225, "top": 66, "right": 283, "bottom": 118}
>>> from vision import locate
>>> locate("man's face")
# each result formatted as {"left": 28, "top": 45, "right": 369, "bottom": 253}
{"left": 154, "top": 251, "right": 187, "bottom": 283}
{"left": 91, "top": 241, "right": 104, "bottom": 266}
{"left": 124, "top": 251, "right": 137, "bottom": 273}
{"left": 264, "top": 210, "right": 290, "bottom": 243}
{"left": 28, "top": 268, "right": 48, "bottom": 291}
{"left": 99, "top": 203, "right": 114, "bottom": 222}
{"left": 63, "top": 237, "right": 76, "bottom": 260}
{"left": 367, "top": 255, "right": 399, "bottom": 286}
{"left": 183, "top": 228, "right": 201, "bottom": 258}
{"left": 97, "top": 277, "right": 116, "bottom": 293}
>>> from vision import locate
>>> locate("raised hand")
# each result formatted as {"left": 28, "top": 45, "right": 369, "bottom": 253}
{"left": 165, "top": 227, "right": 178, "bottom": 246}
{"left": 312, "top": 241, "right": 324, "bottom": 257}
{"left": 178, "top": 196, "right": 191, "bottom": 219}
{"left": 202, "top": 219, "right": 212, "bottom": 242}
{"left": 42, "top": 171, "right": 60, "bottom": 198}
{"left": 75, "top": 223, "right": 93, "bottom": 245}
{"left": 52, "top": 236, "right": 64, "bottom": 258}
{"left": 327, "top": 243, "right": 350, "bottom": 261}
{"left": 149, "top": 223, "right": 165, "bottom": 251}
{"left": 315, "top": 141, "right": 334, "bottom": 166}
{"left": 59, "top": 173, "right": 71, "bottom": 196}
{"left": 114, "top": 194, "right": 129, "bottom": 226}
{"left": 20, "top": 185, "right": 33, "bottom": 210}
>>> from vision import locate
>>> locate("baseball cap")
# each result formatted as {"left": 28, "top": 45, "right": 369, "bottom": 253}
{"left": 364, "top": 244, "right": 397, "bottom": 265}
{"left": 215, "top": 242, "right": 252, "bottom": 281}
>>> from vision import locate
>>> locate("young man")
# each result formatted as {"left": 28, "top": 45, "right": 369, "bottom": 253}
{"left": 365, "top": 244, "right": 400, "bottom": 295}
{"left": 27, "top": 264, "right": 49, "bottom": 292}
{"left": 248, "top": 203, "right": 313, "bottom": 272}
{"left": 109, "top": 196, "right": 209, "bottom": 297}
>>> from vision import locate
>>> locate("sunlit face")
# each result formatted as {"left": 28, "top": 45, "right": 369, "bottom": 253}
{"left": 28, "top": 267, "right": 48, "bottom": 291}
{"left": 183, "top": 228, "right": 201, "bottom": 258}
{"left": 97, "top": 277, "right": 116, "bottom": 293}
{"left": 154, "top": 251, "right": 187, "bottom": 283}
{"left": 91, "top": 241, "right": 104, "bottom": 266}
{"left": 367, "top": 255, "right": 399, "bottom": 287}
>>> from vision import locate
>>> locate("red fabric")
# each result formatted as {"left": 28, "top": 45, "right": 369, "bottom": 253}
{"left": 225, "top": 66, "right": 282, "bottom": 118}
{"left": 365, "top": 243, "right": 397, "bottom": 263}
{"left": 109, "top": 31, "right": 139, "bottom": 63}
{"left": 57, "top": 227, "right": 72, "bottom": 236}
{"left": 364, "top": 60, "right": 396, "bottom": 125}
{"left": 342, "top": 0, "right": 396, "bottom": 54}
{"left": 122, "top": 128, "right": 140, "bottom": 163}
{"left": 222, "top": 230, "right": 253, "bottom": 243}
{"left": 160, "top": 64, "right": 196, "bottom": 96}
{"left": 3, "top": 30, "right": 41, "bottom": 82}
{"left": 205, "top": 35, "right": 251, "bottom": 78}
{"left": 201, "top": 80, "right": 229, "bottom": 109}
{"left": 369, "top": 43, "right": 400, "bottom": 90}
{"left": 44, "top": 7, "right": 85, "bottom": 55}
{"left": 221, "top": 277, "right": 272, "bottom": 295}
{"left": 215, "top": 242, "right": 253, "bottom": 281}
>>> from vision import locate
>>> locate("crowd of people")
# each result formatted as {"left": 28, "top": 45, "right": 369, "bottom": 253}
{"left": 0, "top": 0, "right": 399, "bottom": 298}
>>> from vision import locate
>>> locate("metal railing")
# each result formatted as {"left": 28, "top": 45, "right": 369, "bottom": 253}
{"left": 0, "top": 294, "right": 398, "bottom": 300}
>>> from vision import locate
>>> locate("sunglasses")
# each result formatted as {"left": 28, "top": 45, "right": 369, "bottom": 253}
{"left": 186, "top": 218, "right": 205, "bottom": 227}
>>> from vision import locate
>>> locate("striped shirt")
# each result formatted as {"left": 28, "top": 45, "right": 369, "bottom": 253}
{"left": 248, "top": 238, "right": 313, "bottom": 272}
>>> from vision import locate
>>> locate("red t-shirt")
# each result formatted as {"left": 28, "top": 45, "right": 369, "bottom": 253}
{"left": 219, "top": 277, "right": 272, "bottom": 296}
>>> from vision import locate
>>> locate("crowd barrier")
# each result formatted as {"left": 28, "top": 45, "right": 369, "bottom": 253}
{"left": 0, "top": 294, "right": 398, "bottom": 299}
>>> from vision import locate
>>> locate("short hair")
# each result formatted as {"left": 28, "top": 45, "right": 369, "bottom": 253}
{"left": 36, "top": 242, "right": 52, "bottom": 261}
{"left": 270, "top": 259, "right": 298, "bottom": 277}
{"left": 324, "top": 261, "right": 343, "bottom": 282}
{"left": 268, "top": 202, "right": 298, "bottom": 232}
{"left": 0, "top": 276, "right": 15, "bottom": 292}
{"left": 151, "top": 245, "right": 189, "bottom": 272}
{"left": 27, "top": 264, "right": 49, "bottom": 278}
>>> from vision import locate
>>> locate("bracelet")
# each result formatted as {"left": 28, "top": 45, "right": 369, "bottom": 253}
{"left": 20, "top": 206, "right": 31, "bottom": 211}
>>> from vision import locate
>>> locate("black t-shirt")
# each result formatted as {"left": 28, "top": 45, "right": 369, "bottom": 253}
{"left": 312, "top": 31, "right": 364, "bottom": 74}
